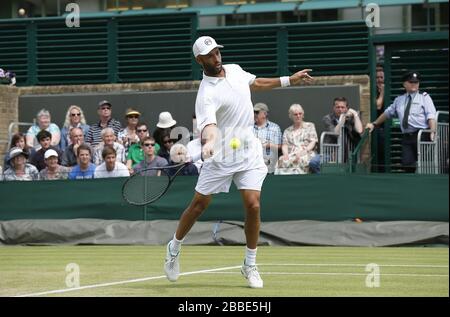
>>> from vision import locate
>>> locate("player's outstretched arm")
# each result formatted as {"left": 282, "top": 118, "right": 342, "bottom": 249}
{"left": 250, "top": 69, "right": 313, "bottom": 91}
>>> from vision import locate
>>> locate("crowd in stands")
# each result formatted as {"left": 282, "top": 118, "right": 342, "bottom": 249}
{"left": 1, "top": 65, "right": 441, "bottom": 180}
{"left": 0, "top": 94, "right": 367, "bottom": 181}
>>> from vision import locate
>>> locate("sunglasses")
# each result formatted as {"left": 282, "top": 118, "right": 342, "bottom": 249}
{"left": 71, "top": 113, "right": 81, "bottom": 117}
{"left": 101, "top": 107, "right": 111, "bottom": 110}
{"left": 254, "top": 111, "right": 260, "bottom": 115}
{"left": 143, "top": 143, "right": 155, "bottom": 148}
{"left": 137, "top": 129, "right": 148, "bottom": 133}
{"left": 127, "top": 115, "right": 139, "bottom": 119}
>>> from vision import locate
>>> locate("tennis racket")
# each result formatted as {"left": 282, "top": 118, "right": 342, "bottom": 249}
{"left": 122, "top": 162, "right": 190, "bottom": 206}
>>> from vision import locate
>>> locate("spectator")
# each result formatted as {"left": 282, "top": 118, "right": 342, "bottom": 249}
{"left": 39, "top": 149, "right": 71, "bottom": 180}
{"left": 29, "top": 130, "right": 62, "bottom": 171}
{"left": 93, "top": 127, "right": 126, "bottom": 165}
{"left": 59, "top": 105, "right": 90, "bottom": 152}
{"left": 158, "top": 131, "right": 175, "bottom": 162}
{"left": 3, "top": 147, "right": 39, "bottom": 181}
{"left": 375, "top": 64, "right": 386, "bottom": 172}
{"left": 26, "top": 109, "right": 61, "bottom": 149}
{"left": 85, "top": 100, "right": 122, "bottom": 148}
{"left": 275, "top": 104, "right": 318, "bottom": 175}
{"left": 61, "top": 127, "right": 92, "bottom": 167}
{"left": 153, "top": 111, "right": 177, "bottom": 146}
{"left": 94, "top": 145, "right": 130, "bottom": 178}
{"left": 126, "top": 123, "right": 160, "bottom": 173}
{"left": 68, "top": 144, "right": 96, "bottom": 180}
{"left": 367, "top": 71, "right": 437, "bottom": 173}
{"left": 166, "top": 143, "right": 198, "bottom": 176}
{"left": 133, "top": 136, "right": 168, "bottom": 176}
{"left": 253, "top": 102, "right": 282, "bottom": 174}
{"left": 323, "top": 97, "right": 363, "bottom": 151}
{"left": 118, "top": 108, "right": 141, "bottom": 155}
{"left": 3, "top": 132, "right": 36, "bottom": 169}
{"left": 323, "top": 97, "right": 363, "bottom": 137}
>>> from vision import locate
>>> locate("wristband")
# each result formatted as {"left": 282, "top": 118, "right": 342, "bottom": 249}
{"left": 280, "top": 76, "right": 291, "bottom": 87}
{"left": 371, "top": 122, "right": 379, "bottom": 128}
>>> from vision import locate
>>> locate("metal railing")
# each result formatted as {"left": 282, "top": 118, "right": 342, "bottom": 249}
{"left": 417, "top": 111, "right": 449, "bottom": 174}
{"left": 320, "top": 125, "right": 359, "bottom": 166}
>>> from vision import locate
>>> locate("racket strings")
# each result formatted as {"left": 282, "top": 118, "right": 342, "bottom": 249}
{"left": 123, "top": 170, "right": 170, "bottom": 205}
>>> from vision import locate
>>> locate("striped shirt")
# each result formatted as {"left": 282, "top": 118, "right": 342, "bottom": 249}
{"left": 85, "top": 118, "right": 122, "bottom": 148}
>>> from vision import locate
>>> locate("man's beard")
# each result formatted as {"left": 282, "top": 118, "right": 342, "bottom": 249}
{"left": 204, "top": 63, "right": 222, "bottom": 76}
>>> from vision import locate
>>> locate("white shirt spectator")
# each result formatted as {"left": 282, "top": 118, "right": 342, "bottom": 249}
{"left": 94, "top": 161, "right": 130, "bottom": 178}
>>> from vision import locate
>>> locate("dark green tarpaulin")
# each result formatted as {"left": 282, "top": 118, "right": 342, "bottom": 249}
{"left": 0, "top": 174, "right": 448, "bottom": 222}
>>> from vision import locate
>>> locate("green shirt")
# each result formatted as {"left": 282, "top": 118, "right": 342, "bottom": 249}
{"left": 126, "top": 143, "right": 160, "bottom": 167}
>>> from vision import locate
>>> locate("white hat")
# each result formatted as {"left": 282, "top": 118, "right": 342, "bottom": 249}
{"left": 156, "top": 112, "right": 177, "bottom": 129}
{"left": 192, "top": 36, "right": 224, "bottom": 58}
{"left": 8, "top": 147, "right": 29, "bottom": 162}
{"left": 44, "top": 149, "right": 59, "bottom": 159}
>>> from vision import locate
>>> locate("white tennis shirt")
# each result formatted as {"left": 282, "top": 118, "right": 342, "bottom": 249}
{"left": 195, "top": 64, "right": 265, "bottom": 171}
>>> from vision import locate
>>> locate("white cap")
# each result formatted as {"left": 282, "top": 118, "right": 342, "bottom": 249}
{"left": 44, "top": 149, "right": 59, "bottom": 159}
{"left": 156, "top": 112, "right": 177, "bottom": 129}
{"left": 192, "top": 36, "right": 223, "bottom": 57}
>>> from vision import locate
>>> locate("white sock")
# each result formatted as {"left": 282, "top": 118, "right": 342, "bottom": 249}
{"left": 245, "top": 247, "right": 257, "bottom": 266}
{"left": 170, "top": 233, "right": 184, "bottom": 255}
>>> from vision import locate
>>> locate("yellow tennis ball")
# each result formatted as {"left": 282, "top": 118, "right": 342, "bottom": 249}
{"left": 230, "top": 137, "right": 241, "bottom": 150}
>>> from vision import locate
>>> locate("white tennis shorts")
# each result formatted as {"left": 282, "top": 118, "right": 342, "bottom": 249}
{"left": 195, "top": 164, "right": 268, "bottom": 195}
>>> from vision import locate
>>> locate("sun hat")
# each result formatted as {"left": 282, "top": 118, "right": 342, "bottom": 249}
{"left": 156, "top": 112, "right": 177, "bottom": 129}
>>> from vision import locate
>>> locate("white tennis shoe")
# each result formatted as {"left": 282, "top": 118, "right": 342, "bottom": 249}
{"left": 164, "top": 241, "right": 180, "bottom": 282}
{"left": 241, "top": 263, "right": 263, "bottom": 288}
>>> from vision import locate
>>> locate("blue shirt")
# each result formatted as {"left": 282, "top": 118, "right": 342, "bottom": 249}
{"left": 384, "top": 91, "right": 436, "bottom": 133}
{"left": 68, "top": 163, "right": 96, "bottom": 180}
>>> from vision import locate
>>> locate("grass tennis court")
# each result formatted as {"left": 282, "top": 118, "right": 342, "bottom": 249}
{"left": 0, "top": 246, "right": 448, "bottom": 297}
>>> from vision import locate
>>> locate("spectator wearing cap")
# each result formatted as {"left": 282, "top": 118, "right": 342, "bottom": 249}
{"left": 93, "top": 127, "right": 126, "bottom": 165}
{"left": 39, "top": 149, "right": 71, "bottom": 180}
{"left": 3, "top": 132, "right": 36, "bottom": 170}
{"left": 26, "top": 109, "right": 61, "bottom": 149}
{"left": 29, "top": 130, "right": 63, "bottom": 171}
{"left": 118, "top": 108, "right": 141, "bottom": 155}
{"left": 94, "top": 145, "right": 130, "bottom": 178}
{"left": 253, "top": 102, "right": 282, "bottom": 174}
{"left": 367, "top": 71, "right": 437, "bottom": 173}
{"left": 3, "top": 147, "right": 40, "bottom": 181}
{"left": 59, "top": 105, "right": 90, "bottom": 152}
{"left": 68, "top": 144, "right": 96, "bottom": 180}
{"left": 153, "top": 111, "right": 177, "bottom": 147}
{"left": 85, "top": 100, "right": 122, "bottom": 148}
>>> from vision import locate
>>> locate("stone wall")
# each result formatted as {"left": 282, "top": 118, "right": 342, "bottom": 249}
{"left": 0, "top": 85, "right": 19, "bottom": 165}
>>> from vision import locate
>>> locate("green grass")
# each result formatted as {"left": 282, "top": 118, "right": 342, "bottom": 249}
{"left": 0, "top": 246, "right": 448, "bottom": 297}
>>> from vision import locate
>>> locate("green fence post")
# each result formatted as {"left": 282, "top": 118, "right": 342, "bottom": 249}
{"left": 26, "top": 21, "right": 37, "bottom": 85}
{"left": 277, "top": 26, "right": 288, "bottom": 76}
{"left": 107, "top": 17, "right": 118, "bottom": 83}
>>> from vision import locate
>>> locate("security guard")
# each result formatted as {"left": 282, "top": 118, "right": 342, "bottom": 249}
{"left": 366, "top": 71, "right": 437, "bottom": 173}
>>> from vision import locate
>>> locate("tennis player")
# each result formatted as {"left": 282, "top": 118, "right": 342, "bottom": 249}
{"left": 164, "top": 36, "right": 313, "bottom": 288}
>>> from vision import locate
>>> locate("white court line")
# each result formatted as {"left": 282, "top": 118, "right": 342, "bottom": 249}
{"left": 13, "top": 262, "right": 449, "bottom": 297}
{"left": 259, "top": 263, "right": 449, "bottom": 268}
{"left": 14, "top": 265, "right": 241, "bottom": 298}
{"left": 202, "top": 272, "right": 449, "bottom": 277}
